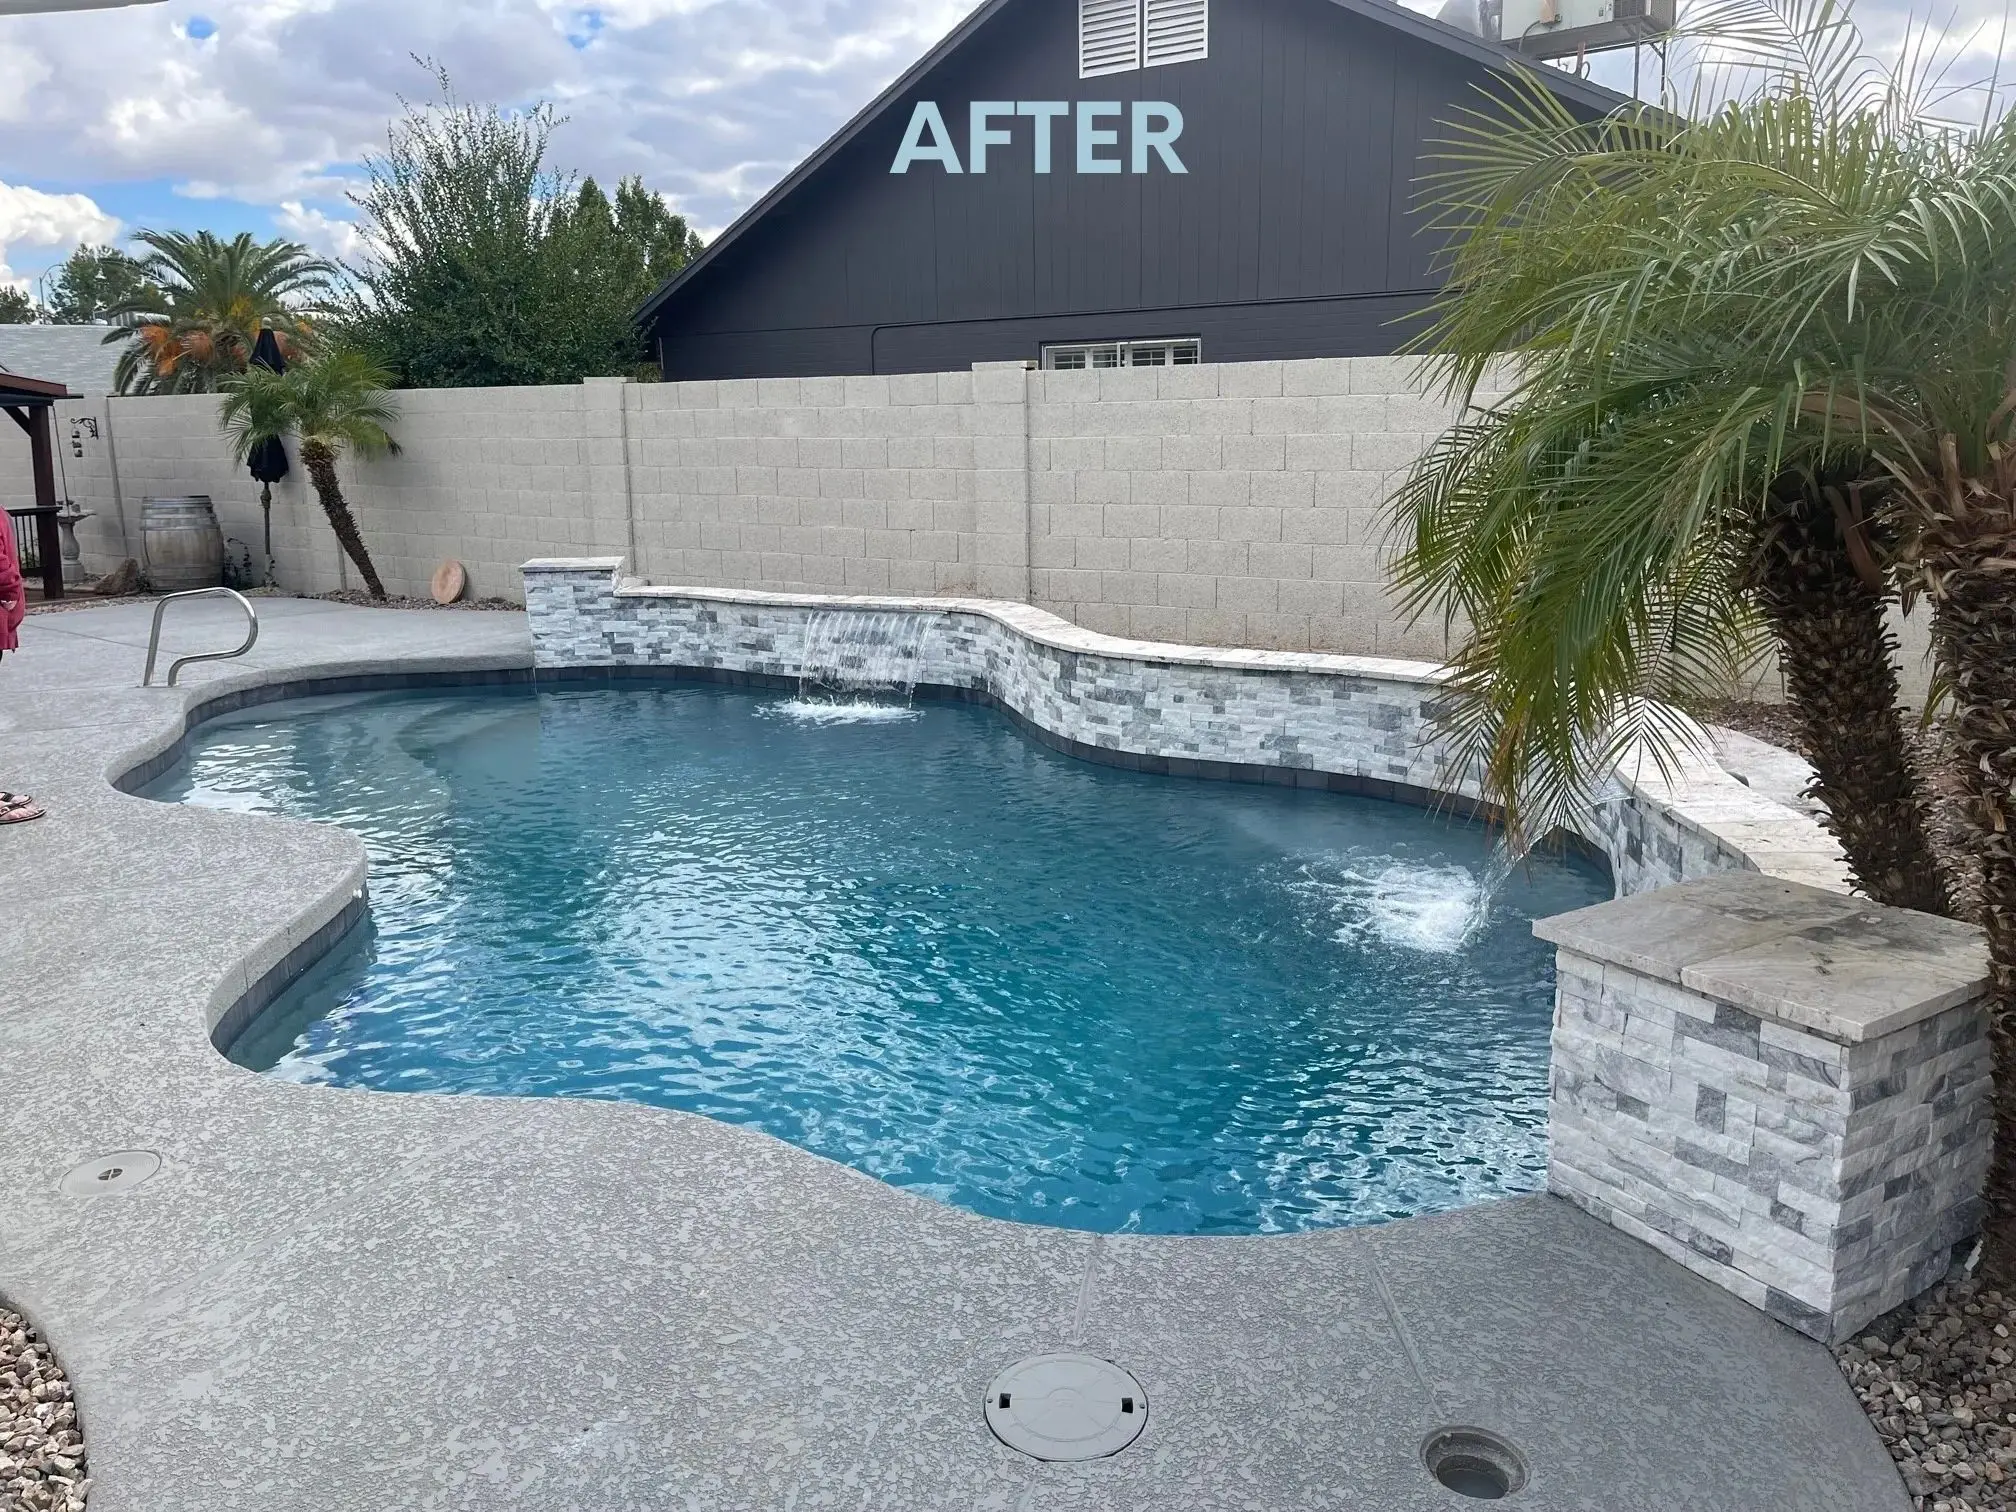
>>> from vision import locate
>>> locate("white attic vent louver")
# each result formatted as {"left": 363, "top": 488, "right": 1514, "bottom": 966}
{"left": 1144, "top": 0, "right": 1208, "bottom": 66}
{"left": 1080, "top": 0, "right": 1142, "bottom": 77}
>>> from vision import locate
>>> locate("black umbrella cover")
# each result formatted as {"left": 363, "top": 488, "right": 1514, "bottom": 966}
{"left": 248, "top": 436, "right": 289, "bottom": 485}
{"left": 247, "top": 327, "right": 290, "bottom": 485}
{"left": 250, "top": 328, "right": 287, "bottom": 373}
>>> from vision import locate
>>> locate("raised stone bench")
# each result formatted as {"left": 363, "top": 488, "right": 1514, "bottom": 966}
{"left": 1538, "top": 874, "right": 1993, "bottom": 1343}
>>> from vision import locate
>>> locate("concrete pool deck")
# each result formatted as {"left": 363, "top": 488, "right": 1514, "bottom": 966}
{"left": 1, "top": 596, "right": 1906, "bottom": 1511}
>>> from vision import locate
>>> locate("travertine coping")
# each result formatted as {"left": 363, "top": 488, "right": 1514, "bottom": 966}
{"left": 520, "top": 557, "right": 1451, "bottom": 681}
{"left": 1534, "top": 873, "right": 1992, "bottom": 1043}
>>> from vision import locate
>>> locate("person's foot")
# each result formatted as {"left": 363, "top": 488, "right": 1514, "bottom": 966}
{"left": 0, "top": 793, "right": 44, "bottom": 824}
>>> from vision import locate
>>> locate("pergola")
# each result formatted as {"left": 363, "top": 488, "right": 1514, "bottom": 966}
{"left": 3, "top": 372, "right": 71, "bottom": 600}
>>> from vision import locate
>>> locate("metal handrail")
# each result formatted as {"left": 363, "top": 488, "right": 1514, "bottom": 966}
{"left": 141, "top": 587, "right": 260, "bottom": 687}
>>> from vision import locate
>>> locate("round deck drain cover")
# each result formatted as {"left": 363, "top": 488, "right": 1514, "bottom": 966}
{"left": 1422, "top": 1426, "right": 1528, "bottom": 1499}
{"left": 60, "top": 1150, "right": 161, "bottom": 1197}
{"left": 984, "top": 1353, "right": 1147, "bottom": 1462}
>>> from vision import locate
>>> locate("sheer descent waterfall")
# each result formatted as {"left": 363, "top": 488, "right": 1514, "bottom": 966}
{"left": 797, "top": 610, "right": 931, "bottom": 698}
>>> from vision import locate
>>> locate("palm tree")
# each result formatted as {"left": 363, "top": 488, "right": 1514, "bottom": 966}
{"left": 1394, "top": 3, "right": 2016, "bottom": 1263}
{"left": 1393, "top": 8, "right": 1963, "bottom": 914}
{"left": 220, "top": 352, "right": 399, "bottom": 599}
{"left": 105, "top": 230, "right": 336, "bottom": 395}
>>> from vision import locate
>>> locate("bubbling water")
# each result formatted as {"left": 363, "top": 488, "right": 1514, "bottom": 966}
{"left": 1286, "top": 850, "right": 1516, "bottom": 955}
{"left": 760, "top": 699, "right": 923, "bottom": 726}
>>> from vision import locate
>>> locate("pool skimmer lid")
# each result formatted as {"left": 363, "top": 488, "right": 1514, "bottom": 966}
{"left": 984, "top": 1353, "right": 1147, "bottom": 1461}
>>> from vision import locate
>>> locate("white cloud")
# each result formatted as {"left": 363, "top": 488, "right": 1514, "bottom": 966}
{"left": 274, "top": 199, "right": 367, "bottom": 263}
{"left": 0, "top": 179, "right": 119, "bottom": 289}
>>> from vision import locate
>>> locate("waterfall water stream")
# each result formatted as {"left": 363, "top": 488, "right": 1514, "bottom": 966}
{"left": 762, "top": 610, "right": 934, "bottom": 724}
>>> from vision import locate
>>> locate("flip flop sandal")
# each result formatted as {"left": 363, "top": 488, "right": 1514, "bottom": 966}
{"left": 0, "top": 800, "right": 44, "bottom": 825}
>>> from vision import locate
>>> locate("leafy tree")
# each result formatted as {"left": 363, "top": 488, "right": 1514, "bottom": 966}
{"left": 540, "top": 176, "right": 705, "bottom": 380}
{"left": 105, "top": 229, "right": 336, "bottom": 394}
{"left": 1396, "top": 2, "right": 2016, "bottom": 1267}
{"left": 0, "top": 288, "right": 36, "bottom": 324}
{"left": 220, "top": 351, "right": 399, "bottom": 599}
{"left": 340, "top": 72, "right": 701, "bottom": 387}
{"left": 42, "top": 244, "right": 154, "bottom": 324}
{"left": 613, "top": 176, "right": 705, "bottom": 291}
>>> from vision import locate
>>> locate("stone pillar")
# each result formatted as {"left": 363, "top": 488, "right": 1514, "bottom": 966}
{"left": 521, "top": 557, "right": 625, "bottom": 665}
{"left": 1538, "top": 873, "right": 1992, "bottom": 1344}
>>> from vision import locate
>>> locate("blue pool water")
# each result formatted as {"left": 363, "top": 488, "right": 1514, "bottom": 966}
{"left": 153, "top": 684, "right": 1607, "bottom": 1235}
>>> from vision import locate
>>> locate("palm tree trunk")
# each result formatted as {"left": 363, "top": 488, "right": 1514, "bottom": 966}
{"left": 1922, "top": 508, "right": 2016, "bottom": 1281}
{"left": 299, "top": 437, "right": 387, "bottom": 600}
{"left": 1749, "top": 491, "right": 1952, "bottom": 916}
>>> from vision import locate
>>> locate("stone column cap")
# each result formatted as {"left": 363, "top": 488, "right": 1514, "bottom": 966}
{"left": 522, "top": 557, "right": 627, "bottom": 573}
{"left": 1534, "top": 873, "right": 1989, "bottom": 1044}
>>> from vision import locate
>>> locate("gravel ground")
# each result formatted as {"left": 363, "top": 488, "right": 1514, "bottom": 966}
{"left": 1838, "top": 1279, "right": 2016, "bottom": 1511}
{"left": 306, "top": 588, "right": 518, "bottom": 611}
{"left": 0, "top": 1307, "right": 86, "bottom": 1510}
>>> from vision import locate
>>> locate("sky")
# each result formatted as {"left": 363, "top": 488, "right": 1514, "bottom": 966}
{"left": 0, "top": 0, "right": 2004, "bottom": 296}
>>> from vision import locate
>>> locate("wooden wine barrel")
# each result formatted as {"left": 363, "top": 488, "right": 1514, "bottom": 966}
{"left": 140, "top": 496, "right": 225, "bottom": 592}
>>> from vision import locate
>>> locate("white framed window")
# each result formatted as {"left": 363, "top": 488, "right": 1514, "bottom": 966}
{"left": 1080, "top": 0, "right": 1206, "bottom": 78}
{"left": 1041, "top": 338, "right": 1202, "bottom": 370}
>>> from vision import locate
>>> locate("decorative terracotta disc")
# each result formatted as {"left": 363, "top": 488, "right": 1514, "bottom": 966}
{"left": 431, "top": 559, "right": 468, "bottom": 605}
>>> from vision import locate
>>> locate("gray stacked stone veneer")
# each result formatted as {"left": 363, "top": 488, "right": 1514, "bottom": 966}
{"left": 1539, "top": 874, "right": 1993, "bottom": 1343}
{"left": 522, "top": 558, "right": 1789, "bottom": 896}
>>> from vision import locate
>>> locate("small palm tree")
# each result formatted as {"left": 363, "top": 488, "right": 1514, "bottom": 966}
{"left": 220, "top": 352, "right": 398, "bottom": 600}
{"left": 1394, "top": 3, "right": 1957, "bottom": 915}
{"left": 1397, "top": 1, "right": 2016, "bottom": 1268}
{"left": 106, "top": 230, "right": 335, "bottom": 395}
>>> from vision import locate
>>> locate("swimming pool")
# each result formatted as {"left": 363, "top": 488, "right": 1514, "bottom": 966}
{"left": 153, "top": 683, "right": 1606, "bottom": 1235}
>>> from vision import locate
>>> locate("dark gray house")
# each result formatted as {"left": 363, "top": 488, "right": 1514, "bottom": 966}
{"left": 638, "top": 0, "right": 1620, "bottom": 379}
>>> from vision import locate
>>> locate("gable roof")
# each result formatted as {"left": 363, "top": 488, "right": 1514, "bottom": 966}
{"left": 636, "top": 0, "right": 1629, "bottom": 326}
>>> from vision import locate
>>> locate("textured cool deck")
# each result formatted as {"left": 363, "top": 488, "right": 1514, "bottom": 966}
{"left": 0, "top": 598, "right": 1906, "bottom": 1511}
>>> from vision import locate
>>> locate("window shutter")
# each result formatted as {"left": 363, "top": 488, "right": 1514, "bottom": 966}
{"left": 1080, "top": 0, "right": 1141, "bottom": 77}
{"left": 1143, "top": 0, "right": 1208, "bottom": 66}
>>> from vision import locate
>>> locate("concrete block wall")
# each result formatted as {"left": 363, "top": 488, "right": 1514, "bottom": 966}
{"left": 11, "top": 358, "right": 1930, "bottom": 696}
{"left": 32, "top": 360, "right": 1459, "bottom": 651}
{"left": 1025, "top": 356, "right": 1473, "bottom": 660}
{"left": 52, "top": 385, "right": 621, "bottom": 603}
{"left": 624, "top": 366, "right": 1015, "bottom": 600}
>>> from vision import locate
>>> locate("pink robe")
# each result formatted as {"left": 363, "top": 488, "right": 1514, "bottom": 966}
{"left": 0, "top": 514, "right": 24, "bottom": 653}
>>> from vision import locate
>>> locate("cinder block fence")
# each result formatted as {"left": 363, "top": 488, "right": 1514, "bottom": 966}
{"left": 41, "top": 358, "right": 1478, "bottom": 662}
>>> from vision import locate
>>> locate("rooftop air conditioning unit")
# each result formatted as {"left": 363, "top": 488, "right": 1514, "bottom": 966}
{"left": 1500, "top": 0, "right": 1674, "bottom": 57}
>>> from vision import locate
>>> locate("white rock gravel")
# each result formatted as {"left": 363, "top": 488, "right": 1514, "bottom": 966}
{"left": 1836, "top": 1279, "right": 2016, "bottom": 1510}
{"left": 0, "top": 1308, "right": 86, "bottom": 1511}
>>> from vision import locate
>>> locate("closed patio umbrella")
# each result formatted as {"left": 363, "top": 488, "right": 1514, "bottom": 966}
{"left": 247, "top": 328, "right": 288, "bottom": 583}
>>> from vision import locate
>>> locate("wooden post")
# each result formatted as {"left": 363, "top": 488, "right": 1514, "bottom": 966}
{"left": 26, "top": 406, "right": 62, "bottom": 600}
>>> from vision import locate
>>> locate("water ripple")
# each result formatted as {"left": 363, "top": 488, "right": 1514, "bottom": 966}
{"left": 151, "top": 685, "right": 1608, "bottom": 1235}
